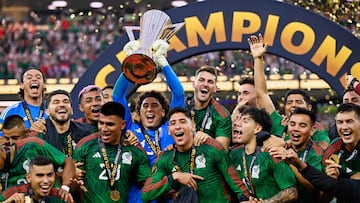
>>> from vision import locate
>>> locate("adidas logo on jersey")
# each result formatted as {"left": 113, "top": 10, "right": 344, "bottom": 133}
{"left": 92, "top": 152, "right": 101, "bottom": 158}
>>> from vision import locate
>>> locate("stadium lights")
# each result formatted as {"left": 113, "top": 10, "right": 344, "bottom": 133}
{"left": 90, "top": 1, "right": 104, "bottom": 9}
{"left": 171, "top": 0, "right": 188, "bottom": 7}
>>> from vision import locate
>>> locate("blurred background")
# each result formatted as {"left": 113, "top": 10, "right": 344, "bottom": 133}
{"left": 0, "top": 0, "right": 359, "bottom": 127}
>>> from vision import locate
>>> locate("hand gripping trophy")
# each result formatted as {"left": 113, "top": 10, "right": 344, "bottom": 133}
{"left": 122, "top": 9, "right": 185, "bottom": 85}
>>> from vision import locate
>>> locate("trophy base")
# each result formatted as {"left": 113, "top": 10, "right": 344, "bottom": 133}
{"left": 122, "top": 54, "right": 157, "bottom": 85}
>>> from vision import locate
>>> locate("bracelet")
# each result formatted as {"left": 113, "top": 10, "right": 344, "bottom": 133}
{"left": 61, "top": 185, "right": 70, "bottom": 192}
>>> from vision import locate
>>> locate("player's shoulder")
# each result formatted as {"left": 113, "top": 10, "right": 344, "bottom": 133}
{"left": 202, "top": 138, "right": 225, "bottom": 151}
{"left": 0, "top": 102, "right": 22, "bottom": 118}
{"left": 16, "top": 136, "right": 46, "bottom": 150}
{"left": 210, "top": 99, "right": 230, "bottom": 118}
{"left": 76, "top": 133, "right": 100, "bottom": 149}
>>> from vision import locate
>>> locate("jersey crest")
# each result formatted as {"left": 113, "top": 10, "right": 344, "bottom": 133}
{"left": 122, "top": 152, "right": 132, "bottom": 165}
{"left": 195, "top": 154, "right": 206, "bottom": 168}
{"left": 251, "top": 164, "right": 260, "bottom": 179}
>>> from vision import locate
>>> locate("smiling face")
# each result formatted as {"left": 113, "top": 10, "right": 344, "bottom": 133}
{"left": 20, "top": 69, "right": 45, "bottom": 101}
{"left": 139, "top": 97, "right": 165, "bottom": 129}
{"left": 102, "top": 87, "right": 113, "bottom": 104}
{"left": 78, "top": 90, "right": 103, "bottom": 124}
{"left": 288, "top": 113, "right": 315, "bottom": 150}
{"left": 336, "top": 111, "right": 360, "bottom": 149}
{"left": 46, "top": 94, "right": 73, "bottom": 125}
{"left": 285, "top": 94, "right": 311, "bottom": 116}
{"left": 168, "top": 112, "right": 195, "bottom": 152}
{"left": 98, "top": 114, "right": 126, "bottom": 145}
{"left": 26, "top": 164, "right": 55, "bottom": 201}
{"left": 193, "top": 71, "right": 217, "bottom": 105}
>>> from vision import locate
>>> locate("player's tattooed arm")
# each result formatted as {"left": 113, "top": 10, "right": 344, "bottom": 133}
{"left": 263, "top": 186, "right": 298, "bottom": 203}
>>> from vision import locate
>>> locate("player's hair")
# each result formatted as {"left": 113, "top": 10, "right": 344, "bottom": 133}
{"left": 336, "top": 103, "right": 360, "bottom": 120}
{"left": 195, "top": 65, "right": 218, "bottom": 80}
{"left": 46, "top": 89, "right": 72, "bottom": 108}
{"left": 285, "top": 89, "right": 311, "bottom": 105}
{"left": 3, "top": 115, "right": 25, "bottom": 130}
{"left": 100, "top": 101, "right": 125, "bottom": 120}
{"left": 290, "top": 107, "right": 316, "bottom": 126}
{"left": 240, "top": 106, "right": 272, "bottom": 132}
{"left": 29, "top": 155, "right": 54, "bottom": 172}
{"left": 167, "top": 107, "right": 192, "bottom": 120}
{"left": 238, "top": 76, "right": 254, "bottom": 86}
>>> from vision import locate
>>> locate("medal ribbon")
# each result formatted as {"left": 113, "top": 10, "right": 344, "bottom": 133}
{"left": 98, "top": 138, "right": 122, "bottom": 190}
{"left": 173, "top": 146, "right": 196, "bottom": 174}
{"left": 22, "top": 100, "right": 45, "bottom": 124}
{"left": 140, "top": 126, "right": 161, "bottom": 155}
{"left": 242, "top": 146, "right": 261, "bottom": 197}
{"left": 66, "top": 133, "right": 73, "bottom": 157}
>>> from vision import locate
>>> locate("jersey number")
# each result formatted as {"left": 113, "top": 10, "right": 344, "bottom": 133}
{"left": 98, "top": 163, "right": 121, "bottom": 180}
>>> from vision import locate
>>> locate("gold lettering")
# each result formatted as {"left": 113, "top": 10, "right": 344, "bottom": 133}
{"left": 95, "top": 64, "right": 116, "bottom": 88}
{"left": 263, "top": 15, "right": 280, "bottom": 46}
{"left": 350, "top": 62, "right": 360, "bottom": 80}
{"left": 232, "top": 11, "right": 261, "bottom": 42}
{"left": 281, "top": 22, "right": 315, "bottom": 55}
{"left": 185, "top": 12, "right": 226, "bottom": 47}
{"left": 311, "top": 35, "right": 352, "bottom": 77}
{"left": 169, "top": 35, "right": 187, "bottom": 52}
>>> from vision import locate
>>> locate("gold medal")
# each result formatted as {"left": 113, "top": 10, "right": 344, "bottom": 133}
{"left": 330, "top": 154, "right": 340, "bottom": 164}
{"left": 110, "top": 190, "right": 121, "bottom": 201}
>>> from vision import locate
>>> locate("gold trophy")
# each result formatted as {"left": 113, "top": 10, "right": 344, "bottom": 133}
{"left": 123, "top": 9, "right": 184, "bottom": 85}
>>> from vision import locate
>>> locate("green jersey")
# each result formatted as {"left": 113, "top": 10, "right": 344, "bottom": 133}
{"left": 270, "top": 111, "right": 330, "bottom": 144}
{"left": 323, "top": 138, "right": 360, "bottom": 178}
{"left": 73, "top": 133, "right": 151, "bottom": 203}
{"left": 291, "top": 139, "right": 324, "bottom": 203}
{"left": 187, "top": 98, "right": 231, "bottom": 139}
{"left": 229, "top": 146, "right": 297, "bottom": 200}
{"left": 1, "top": 137, "right": 66, "bottom": 189}
{"left": 0, "top": 184, "right": 68, "bottom": 203}
{"left": 142, "top": 139, "right": 250, "bottom": 203}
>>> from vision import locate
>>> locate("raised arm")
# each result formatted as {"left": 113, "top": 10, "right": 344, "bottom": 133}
{"left": 151, "top": 39, "right": 185, "bottom": 109}
{"left": 250, "top": 34, "right": 276, "bottom": 115}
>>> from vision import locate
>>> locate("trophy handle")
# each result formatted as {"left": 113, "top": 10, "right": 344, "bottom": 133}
{"left": 160, "top": 22, "right": 185, "bottom": 40}
{"left": 125, "top": 26, "right": 141, "bottom": 41}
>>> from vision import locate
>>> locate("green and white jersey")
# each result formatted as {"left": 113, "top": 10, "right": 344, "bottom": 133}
{"left": 188, "top": 98, "right": 232, "bottom": 139}
{"left": 73, "top": 133, "right": 151, "bottom": 203}
{"left": 292, "top": 139, "right": 324, "bottom": 203}
{"left": 229, "top": 145, "right": 297, "bottom": 200}
{"left": 1, "top": 137, "right": 66, "bottom": 189}
{"left": 142, "top": 139, "right": 249, "bottom": 203}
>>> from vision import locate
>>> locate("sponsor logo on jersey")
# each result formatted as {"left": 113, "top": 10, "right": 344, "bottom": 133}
{"left": 23, "top": 159, "right": 30, "bottom": 173}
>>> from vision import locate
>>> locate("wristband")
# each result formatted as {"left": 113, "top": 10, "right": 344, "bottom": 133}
{"left": 61, "top": 185, "right": 70, "bottom": 192}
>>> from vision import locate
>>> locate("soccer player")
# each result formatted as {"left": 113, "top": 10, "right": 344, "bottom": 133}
{"left": 0, "top": 67, "right": 47, "bottom": 134}
{"left": 73, "top": 101, "right": 151, "bottom": 203}
{"left": 187, "top": 65, "right": 232, "bottom": 151}
{"left": 269, "top": 107, "right": 324, "bottom": 202}
{"left": 323, "top": 103, "right": 360, "bottom": 180}
{"left": 30, "top": 89, "right": 90, "bottom": 156}
{"left": 76, "top": 84, "right": 104, "bottom": 133}
{"left": 0, "top": 119, "right": 74, "bottom": 194}
{"left": 229, "top": 106, "right": 298, "bottom": 202}
{"left": 250, "top": 33, "right": 329, "bottom": 149}
{"left": 102, "top": 85, "right": 114, "bottom": 104}
{"left": 0, "top": 155, "right": 74, "bottom": 203}
{"left": 142, "top": 107, "right": 250, "bottom": 203}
